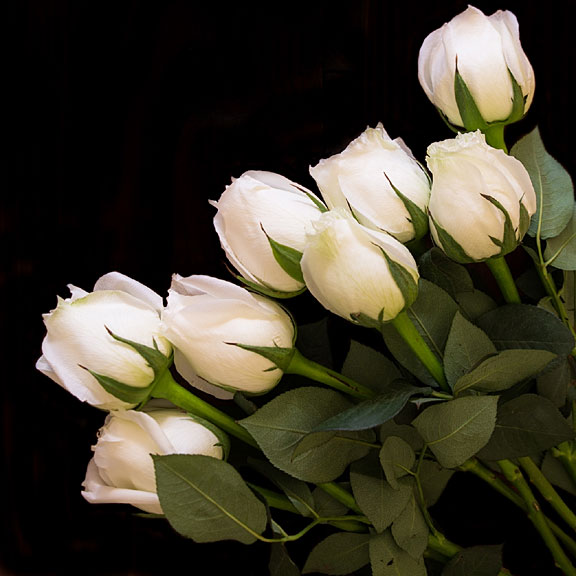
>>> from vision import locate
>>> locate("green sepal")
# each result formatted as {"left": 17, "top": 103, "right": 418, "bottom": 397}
{"left": 82, "top": 367, "right": 153, "bottom": 405}
{"left": 350, "top": 310, "right": 385, "bottom": 330}
{"left": 383, "top": 172, "right": 429, "bottom": 241}
{"left": 506, "top": 70, "right": 527, "bottom": 124}
{"left": 429, "top": 215, "right": 477, "bottom": 264}
{"left": 261, "top": 225, "right": 305, "bottom": 284}
{"left": 481, "top": 194, "right": 520, "bottom": 256}
{"left": 231, "top": 343, "right": 296, "bottom": 372}
{"left": 106, "top": 328, "right": 173, "bottom": 375}
{"left": 454, "top": 65, "right": 488, "bottom": 132}
{"left": 233, "top": 271, "right": 307, "bottom": 300}
{"left": 377, "top": 247, "right": 419, "bottom": 310}
{"left": 454, "top": 66, "right": 526, "bottom": 134}
{"left": 295, "top": 185, "right": 328, "bottom": 213}
{"left": 518, "top": 198, "right": 532, "bottom": 240}
{"left": 83, "top": 328, "right": 174, "bottom": 406}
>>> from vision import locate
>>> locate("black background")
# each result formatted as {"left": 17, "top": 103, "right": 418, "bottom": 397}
{"left": 5, "top": 1, "right": 575, "bottom": 575}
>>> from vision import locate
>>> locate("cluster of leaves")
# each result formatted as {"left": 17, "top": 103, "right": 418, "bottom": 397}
{"left": 149, "top": 125, "right": 574, "bottom": 576}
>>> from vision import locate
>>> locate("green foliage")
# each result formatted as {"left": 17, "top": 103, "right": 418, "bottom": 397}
{"left": 478, "top": 394, "right": 575, "bottom": 460}
{"left": 369, "top": 530, "right": 427, "bottom": 576}
{"left": 239, "top": 387, "right": 374, "bottom": 483}
{"left": 350, "top": 453, "right": 415, "bottom": 533}
{"left": 381, "top": 279, "right": 459, "bottom": 386}
{"left": 412, "top": 396, "right": 499, "bottom": 468}
{"left": 544, "top": 202, "right": 576, "bottom": 270}
{"left": 249, "top": 459, "right": 316, "bottom": 518}
{"left": 342, "top": 340, "right": 402, "bottom": 393}
{"left": 443, "top": 311, "right": 497, "bottom": 389}
{"left": 379, "top": 436, "right": 416, "bottom": 489}
{"left": 302, "top": 532, "right": 371, "bottom": 575}
{"left": 310, "top": 380, "right": 427, "bottom": 433}
{"left": 442, "top": 545, "right": 503, "bottom": 576}
{"left": 390, "top": 492, "right": 429, "bottom": 559}
{"left": 477, "top": 303, "right": 575, "bottom": 355}
{"left": 453, "top": 349, "right": 556, "bottom": 395}
{"left": 153, "top": 454, "right": 268, "bottom": 544}
{"left": 511, "top": 126, "right": 574, "bottom": 240}
{"left": 269, "top": 544, "right": 302, "bottom": 576}
{"left": 418, "top": 248, "right": 474, "bottom": 298}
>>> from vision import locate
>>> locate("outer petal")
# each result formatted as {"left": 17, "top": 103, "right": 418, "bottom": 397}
{"left": 148, "top": 409, "right": 224, "bottom": 459}
{"left": 82, "top": 459, "right": 162, "bottom": 514}
{"left": 489, "top": 10, "right": 535, "bottom": 112}
{"left": 210, "top": 171, "right": 324, "bottom": 292}
{"left": 161, "top": 279, "right": 295, "bottom": 395}
{"left": 427, "top": 131, "right": 536, "bottom": 260}
{"left": 94, "top": 271, "right": 165, "bottom": 312}
{"left": 310, "top": 124, "right": 430, "bottom": 242}
{"left": 301, "top": 210, "right": 418, "bottom": 322}
{"left": 41, "top": 290, "right": 168, "bottom": 390}
{"left": 447, "top": 6, "right": 513, "bottom": 122}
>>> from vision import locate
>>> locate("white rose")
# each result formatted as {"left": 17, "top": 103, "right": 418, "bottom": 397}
{"left": 210, "top": 170, "right": 325, "bottom": 294}
{"left": 309, "top": 123, "right": 430, "bottom": 243}
{"left": 36, "top": 272, "right": 172, "bottom": 410}
{"left": 301, "top": 209, "right": 419, "bottom": 325}
{"left": 161, "top": 274, "right": 296, "bottom": 397}
{"left": 426, "top": 131, "right": 537, "bottom": 262}
{"left": 418, "top": 5, "right": 535, "bottom": 128}
{"left": 82, "top": 405, "right": 225, "bottom": 514}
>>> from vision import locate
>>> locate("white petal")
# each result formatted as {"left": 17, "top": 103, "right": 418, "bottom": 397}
{"left": 94, "top": 271, "right": 164, "bottom": 312}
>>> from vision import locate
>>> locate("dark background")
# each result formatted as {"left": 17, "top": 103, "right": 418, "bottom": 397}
{"left": 4, "top": 1, "right": 575, "bottom": 575}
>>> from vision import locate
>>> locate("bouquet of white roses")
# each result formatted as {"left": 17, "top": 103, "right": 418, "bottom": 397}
{"left": 36, "top": 6, "right": 575, "bottom": 576}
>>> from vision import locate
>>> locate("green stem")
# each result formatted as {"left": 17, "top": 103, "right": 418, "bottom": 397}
{"left": 317, "top": 482, "right": 363, "bottom": 514}
{"left": 152, "top": 371, "right": 259, "bottom": 449}
{"left": 426, "top": 532, "right": 462, "bottom": 558}
{"left": 498, "top": 459, "right": 576, "bottom": 575}
{"left": 553, "top": 441, "right": 576, "bottom": 488}
{"left": 535, "top": 263, "right": 576, "bottom": 354}
{"left": 485, "top": 255, "right": 522, "bottom": 304}
{"left": 153, "top": 372, "right": 372, "bottom": 537}
{"left": 247, "top": 483, "right": 368, "bottom": 533}
{"left": 518, "top": 456, "right": 576, "bottom": 532}
{"left": 389, "top": 310, "right": 450, "bottom": 393}
{"left": 247, "top": 483, "right": 300, "bottom": 514}
{"left": 287, "top": 349, "right": 376, "bottom": 400}
{"left": 461, "top": 458, "right": 576, "bottom": 559}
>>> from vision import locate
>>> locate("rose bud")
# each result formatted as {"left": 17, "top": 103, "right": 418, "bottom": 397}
{"left": 418, "top": 5, "right": 535, "bottom": 131}
{"left": 36, "top": 272, "right": 172, "bottom": 410}
{"left": 210, "top": 170, "right": 326, "bottom": 295}
{"left": 161, "top": 274, "right": 296, "bottom": 397}
{"left": 426, "top": 131, "right": 537, "bottom": 263}
{"left": 309, "top": 123, "right": 430, "bottom": 243}
{"left": 300, "top": 209, "right": 419, "bottom": 326}
{"left": 82, "top": 405, "right": 226, "bottom": 514}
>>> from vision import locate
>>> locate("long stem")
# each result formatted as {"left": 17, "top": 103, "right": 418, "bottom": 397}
{"left": 287, "top": 349, "right": 376, "bottom": 400}
{"left": 248, "top": 482, "right": 369, "bottom": 533}
{"left": 553, "top": 441, "right": 576, "bottom": 488}
{"left": 461, "top": 458, "right": 576, "bottom": 559}
{"left": 498, "top": 459, "right": 576, "bottom": 575}
{"left": 317, "top": 482, "right": 363, "bottom": 514}
{"left": 534, "top": 263, "right": 576, "bottom": 355}
{"left": 152, "top": 371, "right": 259, "bottom": 449}
{"left": 153, "top": 372, "right": 383, "bottom": 535}
{"left": 518, "top": 456, "right": 576, "bottom": 532}
{"left": 485, "top": 255, "right": 522, "bottom": 304}
{"left": 389, "top": 310, "right": 450, "bottom": 392}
